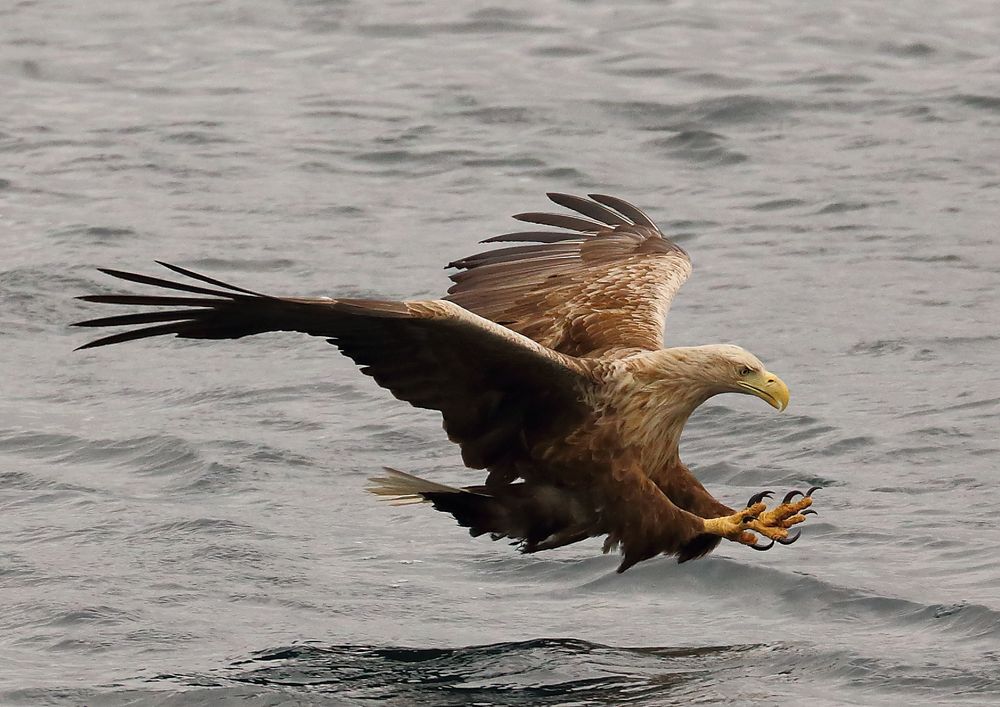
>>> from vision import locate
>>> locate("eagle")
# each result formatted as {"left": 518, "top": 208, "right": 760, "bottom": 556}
{"left": 74, "top": 192, "right": 817, "bottom": 572}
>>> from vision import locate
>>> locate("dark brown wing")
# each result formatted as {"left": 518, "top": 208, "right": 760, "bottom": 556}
{"left": 445, "top": 193, "right": 692, "bottom": 358}
{"left": 74, "top": 263, "right": 595, "bottom": 473}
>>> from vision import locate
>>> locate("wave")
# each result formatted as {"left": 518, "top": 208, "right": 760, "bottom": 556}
{"left": 72, "top": 633, "right": 994, "bottom": 707}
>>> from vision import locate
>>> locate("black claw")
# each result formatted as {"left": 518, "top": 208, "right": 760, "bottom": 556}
{"left": 741, "top": 515, "right": 758, "bottom": 524}
{"left": 801, "top": 509, "right": 818, "bottom": 516}
{"left": 776, "top": 530, "right": 801, "bottom": 546}
{"left": 747, "top": 490, "right": 773, "bottom": 506}
{"left": 749, "top": 539, "right": 775, "bottom": 551}
{"left": 782, "top": 489, "right": 804, "bottom": 504}
{"left": 807, "top": 486, "right": 822, "bottom": 496}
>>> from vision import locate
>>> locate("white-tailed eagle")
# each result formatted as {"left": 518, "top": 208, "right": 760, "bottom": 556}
{"left": 75, "top": 193, "right": 817, "bottom": 572}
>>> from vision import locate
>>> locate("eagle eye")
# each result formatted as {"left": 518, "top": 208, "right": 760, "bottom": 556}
{"left": 739, "top": 366, "right": 753, "bottom": 376}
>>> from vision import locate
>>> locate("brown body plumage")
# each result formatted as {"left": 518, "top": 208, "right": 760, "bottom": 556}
{"left": 74, "top": 192, "right": 816, "bottom": 572}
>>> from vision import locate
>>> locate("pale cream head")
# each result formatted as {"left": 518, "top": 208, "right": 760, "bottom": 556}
{"left": 638, "top": 344, "right": 790, "bottom": 411}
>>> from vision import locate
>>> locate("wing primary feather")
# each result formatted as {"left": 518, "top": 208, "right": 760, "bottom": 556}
{"left": 511, "top": 212, "right": 607, "bottom": 232}
{"left": 75, "top": 322, "right": 199, "bottom": 350}
{"left": 453, "top": 244, "right": 546, "bottom": 264}
{"left": 449, "top": 262, "right": 572, "bottom": 288}
{"left": 95, "top": 268, "right": 244, "bottom": 299}
{"left": 155, "top": 261, "right": 266, "bottom": 296}
{"left": 546, "top": 193, "right": 631, "bottom": 226}
{"left": 74, "top": 309, "right": 207, "bottom": 328}
{"left": 587, "top": 194, "right": 658, "bottom": 229}
{"left": 76, "top": 295, "right": 231, "bottom": 307}
{"left": 481, "top": 231, "right": 583, "bottom": 244}
{"left": 447, "top": 243, "right": 580, "bottom": 269}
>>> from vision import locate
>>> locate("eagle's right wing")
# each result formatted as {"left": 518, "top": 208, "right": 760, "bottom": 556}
{"left": 445, "top": 193, "right": 692, "bottom": 358}
{"left": 74, "top": 263, "right": 595, "bottom": 473}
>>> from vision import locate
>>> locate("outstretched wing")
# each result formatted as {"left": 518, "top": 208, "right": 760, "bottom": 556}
{"left": 445, "top": 193, "right": 692, "bottom": 358}
{"left": 74, "top": 263, "right": 595, "bottom": 473}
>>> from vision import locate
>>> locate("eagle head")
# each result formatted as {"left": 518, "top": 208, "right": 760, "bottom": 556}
{"left": 699, "top": 344, "right": 789, "bottom": 411}
{"left": 639, "top": 344, "right": 790, "bottom": 412}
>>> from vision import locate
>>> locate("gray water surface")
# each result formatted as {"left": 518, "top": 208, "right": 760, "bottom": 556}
{"left": 2, "top": 1, "right": 1000, "bottom": 705}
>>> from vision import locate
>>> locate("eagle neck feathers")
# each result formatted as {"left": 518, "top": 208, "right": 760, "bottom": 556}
{"left": 602, "top": 348, "right": 722, "bottom": 471}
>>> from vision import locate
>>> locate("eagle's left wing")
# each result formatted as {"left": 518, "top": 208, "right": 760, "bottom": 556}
{"left": 74, "top": 263, "right": 596, "bottom": 473}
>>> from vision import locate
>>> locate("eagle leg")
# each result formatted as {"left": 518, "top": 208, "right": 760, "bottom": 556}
{"left": 744, "top": 487, "right": 820, "bottom": 544}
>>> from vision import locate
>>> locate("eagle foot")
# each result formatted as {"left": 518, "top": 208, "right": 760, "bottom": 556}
{"left": 701, "top": 502, "right": 767, "bottom": 540}
{"left": 741, "top": 486, "right": 820, "bottom": 546}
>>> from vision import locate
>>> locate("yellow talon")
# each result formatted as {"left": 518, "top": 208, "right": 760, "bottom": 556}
{"left": 757, "top": 496, "right": 812, "bottom": 527}
{"left": 735, "top": 488, "right": 820, "bottom": 549}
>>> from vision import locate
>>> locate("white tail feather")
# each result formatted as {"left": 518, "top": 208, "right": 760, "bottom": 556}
{"left": 367, "top": 467, "right": 465, "bottom": 505}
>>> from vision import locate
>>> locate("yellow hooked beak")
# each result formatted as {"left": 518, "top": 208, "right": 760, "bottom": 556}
{"left": 736, "top": 370, "right": 789, "bottom": 411}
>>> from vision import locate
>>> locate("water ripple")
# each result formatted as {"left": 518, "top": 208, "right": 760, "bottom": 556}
{"left": 4, "top": 0, "right": 1000, "bottom": 704}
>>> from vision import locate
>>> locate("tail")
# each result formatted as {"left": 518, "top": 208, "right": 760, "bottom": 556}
{"left": 369, "top": 468, "right": 505, "bottom": 537}
{"left": 368, "top": 467, "right": 469, "bottom": 506}
{"left": 369, "top": 468, "right": 593, "bottom": 552}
